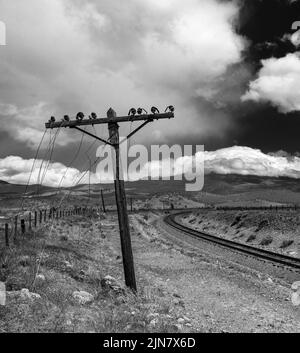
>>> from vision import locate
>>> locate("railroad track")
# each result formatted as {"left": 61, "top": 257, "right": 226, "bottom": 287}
{"left": 164, "top": 212, "right": 300, "bottom": 270}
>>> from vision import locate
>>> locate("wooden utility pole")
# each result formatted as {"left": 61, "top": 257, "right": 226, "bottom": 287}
{"left": 108, "top": 108, "right": 136, "bottom": 290}
{"left": 45, "top": 107, "right": 174, "bottom": 291}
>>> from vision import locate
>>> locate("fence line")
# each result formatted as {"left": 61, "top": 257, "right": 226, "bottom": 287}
{"left": 1, "top": 206, "right": 100, "bottom": 248}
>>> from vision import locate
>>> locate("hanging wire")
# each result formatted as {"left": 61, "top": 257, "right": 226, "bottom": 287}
{"left": 56, "top": 155, "right": 100, "bottom": 208}
{"left": 57, "top": 126, "right": 100, "bottom": 207}
{"left": 54, "top": 129, "right": 85, "bottom": 196}
{"left": 35, "top": 126, "right": 60, "bottom": 198}
{"left": 39, "top": 126, "right": 62, "bottom": 187}
{"left": 41, "top": 122, "right": 108, "bottom": 212}
{"left": 19, "top": 129, "right": 47, "bottom": 211}
{"left": 32, "top": 122, "right": 64, "bottom": 213}
{"left": 36, "top": 129, "right": 56, "bottom": 187}
{"left": 17, "top": 125, "right": 63, "bottom": 287}
{"left": 57, "top": 139, "right": 109, "bottom": 209}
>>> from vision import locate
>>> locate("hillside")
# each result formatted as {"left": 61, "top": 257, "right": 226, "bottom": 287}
{"left": 1, "top": 173, "right": 300, "bottom": 206}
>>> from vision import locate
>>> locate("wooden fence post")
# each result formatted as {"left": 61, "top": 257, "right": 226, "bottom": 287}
{"left": 101, "top": 189, "right": 106, "bottom": 213}
{"left": 14, "top": 215, "right": 18, "bottom": 239}
{"left": 5, "top": 223, "right": 9, "bottom": 247}
{"left": 34, "top": 211, "right": 37, "bottom": 227}
{"left": 21, "top": 219, "right": 25, "bottom": 235}
{"left": 29, "top": 212, "right": 32, "bottom": 231}
{"left": 39, "top": 210, "right": 42, "bottom": 224}
{"left": 44, "top": 209, "right": 47, "bottom": 222}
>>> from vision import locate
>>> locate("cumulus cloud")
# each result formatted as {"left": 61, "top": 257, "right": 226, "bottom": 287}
{"left": 134, "top": 146, "right": 300, "bottom": 180}
{"left": 0, "top": 155, "right": 100, "bottom": 187}
{"left": 203, "top": 146, "right": 300, "bottom": 178}
{"left": 241, "top": 52, "right": 300, "bottom": 113}
{"left": 283, "top": 29, "right": 300, "bottom": 47}
{"left": 2, "top": 146, "right": 300, "bottom": 188}
{"left": 0, "top": 0, "right": 246, "bottom": 150}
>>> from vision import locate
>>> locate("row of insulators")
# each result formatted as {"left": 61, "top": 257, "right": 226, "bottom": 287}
{"left": 128, "top": 105, "right": 175, "bottom": 116}
{"left": 48, "top": 106, "right": 174, "bottom": 123}
{"left": 49, "top": 112, "right": 97, "bottom": 123}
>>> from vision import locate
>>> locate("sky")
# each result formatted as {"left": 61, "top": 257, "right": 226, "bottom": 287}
{"left": 1, "top": 0, "right": 300, "bottom": 186}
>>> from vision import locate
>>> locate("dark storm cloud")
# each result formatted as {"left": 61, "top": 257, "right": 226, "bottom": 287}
{"left": 219, "top": 0, "right": 300, "bottom": 154}
{"left": 237, "top": 0, "right": 300, "bottom": 62}
{"left": 0, "top": 0, "right": 247, "bottom": 157}
{"left": 229, "top": 104, "right": 300, "bottom": 153}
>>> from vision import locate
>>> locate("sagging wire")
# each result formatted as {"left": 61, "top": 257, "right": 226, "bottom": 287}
{"left": 54, "top": 129, "right": 85, "bottom": 197}
{"left": 55, "top": 130, "right": 107, "bottom": 207}
{"left": 32, "top": 147, "right": 101, "bottom": 289}
{"left": 57, "top": 132, "right": 109, "bottom": 209}
{"left": 23, "top": 127, "right": 63, "bottom": 289}
{"left": 56, "top": 127, "right": 98, "bottom": 208}
{"left": 35, "top": 125, "right": 61, "bottom": 199}
{"left": 39, "top": 126, "right": 62, "bottom": 187}
{"left": 19, "top": 129, "right": 47, "bottom": 212}
{"left": 31, "top": 122, "right": 65, "bottom": 216}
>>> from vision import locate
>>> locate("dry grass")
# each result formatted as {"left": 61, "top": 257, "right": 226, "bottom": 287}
{"left": 0, "top": 215, "right": 181, "bottom": 333}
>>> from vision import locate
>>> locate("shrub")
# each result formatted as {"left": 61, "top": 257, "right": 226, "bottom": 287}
{"left": 255, "top": 220, "right": 269, "bottom": 232}
{"left": 280, "top": 240, "right": 294, "bottom": 249}
{"left": 236, "top": 222, "right": 244, "bottom": 229}
{"left": 260, "top": 236, "right": 273, "bottom": 246}
{"left": 231, "top": 215, "right": 242, "bottom": 227}
{"left": 60, "top": 235, "right": 68, "bottom": 242}
{"left": 246, "top": 234, "right": 256, "bottom": 242}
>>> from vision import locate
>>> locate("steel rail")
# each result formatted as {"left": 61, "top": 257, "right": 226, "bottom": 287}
{"left": 164, "top": 212, "right": 300, "bottom": 270}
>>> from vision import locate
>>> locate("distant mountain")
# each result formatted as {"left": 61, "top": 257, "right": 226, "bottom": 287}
{"left": 202, "top": 173, "right": 300, "bottom": 195}
{"left": 0, "top": 173, "right": 300, "bottom": 204}
{"left": 0, "top": 180, "right": 9, "bottom": 185}
{"left": 199, "top": 173, "right": 300, "bottom": 205}
{"left": 0, "top": 181, "right": 54, "bottom": 196}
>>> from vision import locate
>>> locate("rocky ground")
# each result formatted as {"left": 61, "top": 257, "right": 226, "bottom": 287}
{"left": 0, "top": 211, "right": 299, "bottom": 332}
{"left": 180, "top": 209, "right": 300, "bottom": 258}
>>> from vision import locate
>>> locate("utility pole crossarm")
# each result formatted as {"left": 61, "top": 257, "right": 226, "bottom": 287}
{"left": 45, "top": 112, "right": 174, "bottom": 129}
